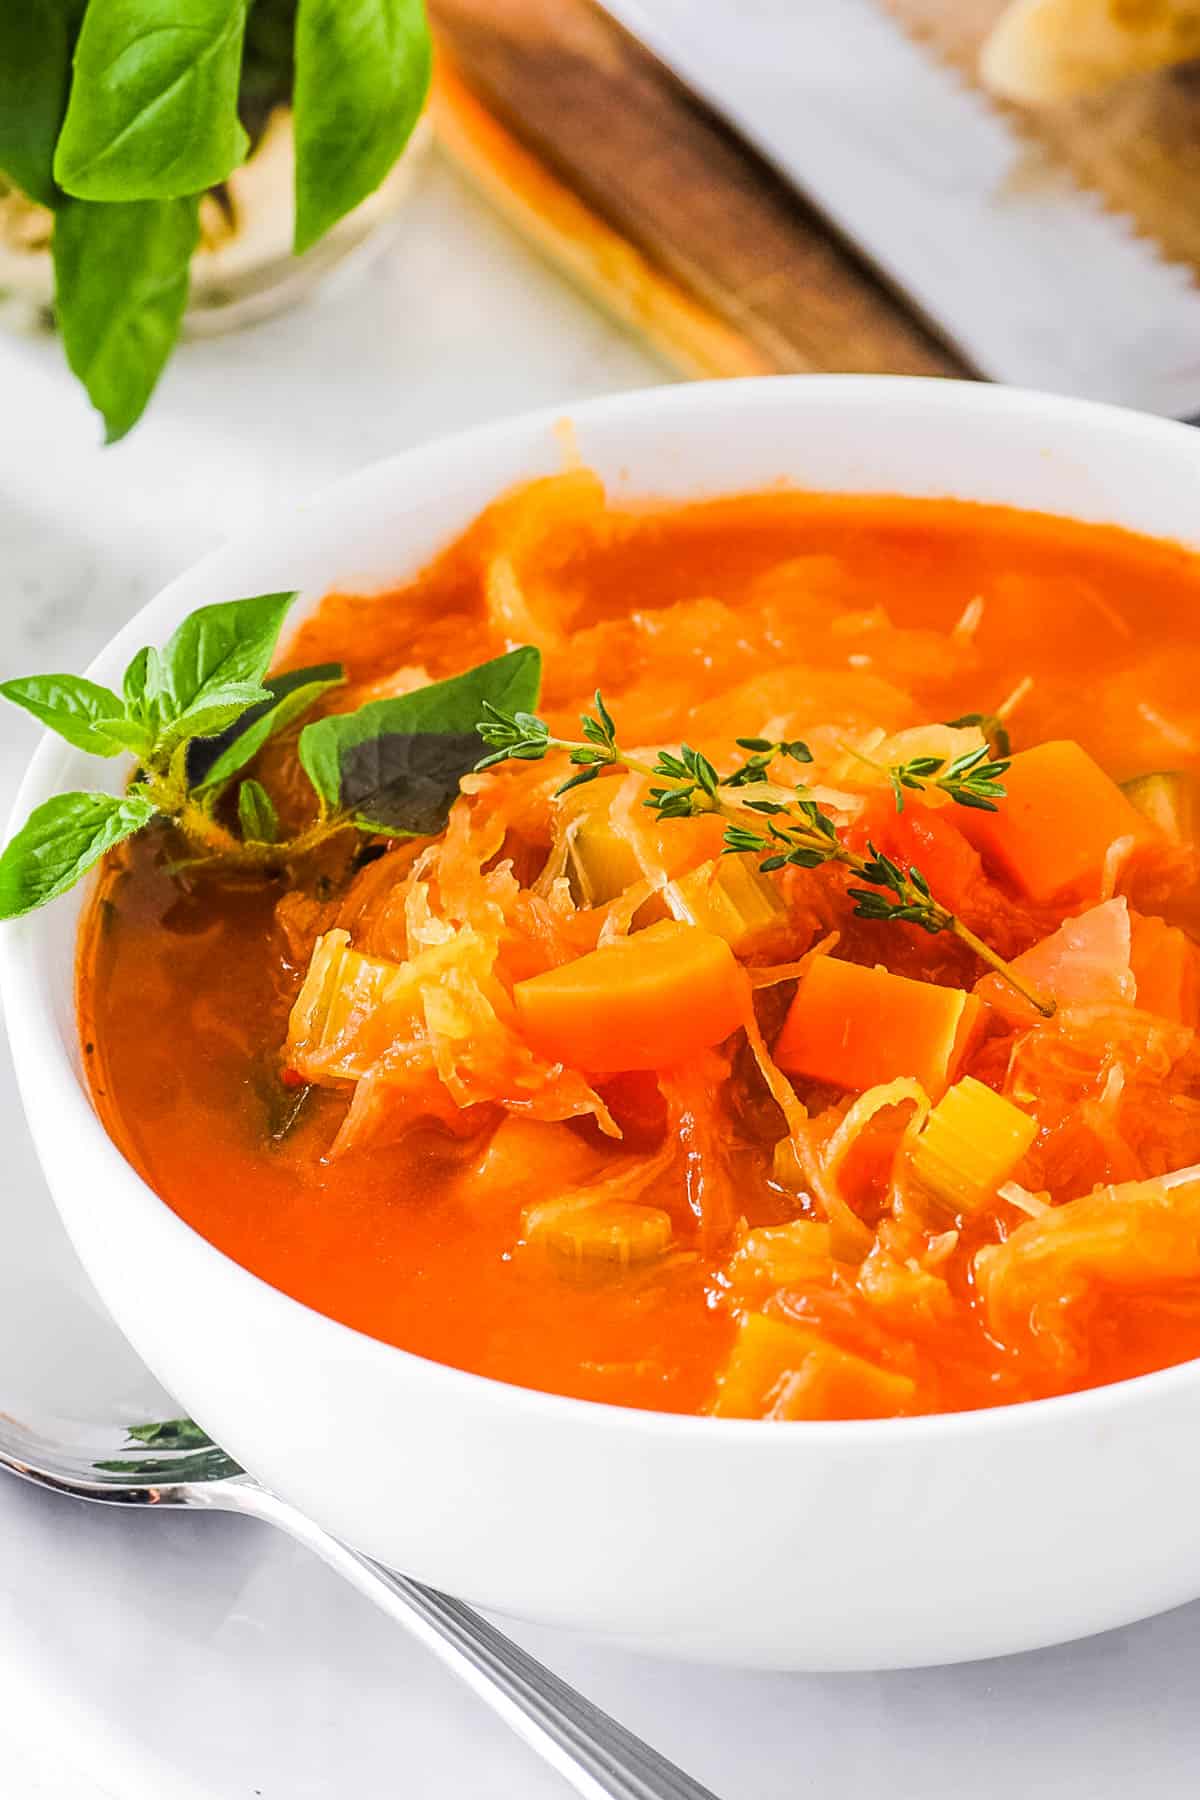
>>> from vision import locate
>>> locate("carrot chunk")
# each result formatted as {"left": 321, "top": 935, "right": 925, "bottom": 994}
{"left": 774, "top": 957, "right": 982, "bottom": 1099}
{"left": 1130, "top": 912, "right": 1198, "bottom": 1023}
{"left": 512, "top": 919, "right": 748, "bottom": 1073}
{"left": 956, "top": 739, "right": 1159, "bottom": 903}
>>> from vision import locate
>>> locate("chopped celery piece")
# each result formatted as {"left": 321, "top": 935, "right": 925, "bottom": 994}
{"left": 524, "top": 1199, "right": 673, "bottom": 1272}
{"left": 287, "top": 929, "right": 416, "bottom": 1081}
{"left": 562, "top": 785, "right": 643, "bottom": 906}
{"left": 670, "top": 854, "right": 785, "bottom": 951}
{"left": 1121, "top": 771, "right": 1200, "bottom": 846}
{"left": 911, "top": 1075, "right": 1037, "bottom": 1215}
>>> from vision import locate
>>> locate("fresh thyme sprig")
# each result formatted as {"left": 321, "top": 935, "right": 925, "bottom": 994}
{"left": 838, "top": 738, "right": 1010, "bottom": 815}
{"left": 478, "top": 692, "right": 617, "bottom": 790}
{"left": 886, "top": 743, "right": 1010, "bottom": 814}
{"left": 476, "top": 694, "right": 1055, "bottom": 1018}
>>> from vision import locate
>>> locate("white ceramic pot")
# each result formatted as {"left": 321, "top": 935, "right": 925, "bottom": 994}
{"left": 5, "top": 377, "right": 1200, "bottom": 1671}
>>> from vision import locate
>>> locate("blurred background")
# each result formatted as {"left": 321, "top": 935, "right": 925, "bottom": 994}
{"left": 5, "top": 0, "right": 1200, "bottom": 1794}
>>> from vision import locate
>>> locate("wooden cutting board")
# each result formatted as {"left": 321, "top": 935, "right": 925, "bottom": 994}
{"left": 427, "top": 0, "right": 969, "bottom": 381}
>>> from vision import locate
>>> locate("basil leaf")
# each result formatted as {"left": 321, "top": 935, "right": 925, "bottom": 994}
{"left": 0, "top": 673, "right": 131, "bottom": 756}
{"left": 159, "top": 681, "right": 274, "bottom": 747}
{"left": 122, "top": 644, "right": 163, "bottom": 720}
{"left": 190, "top": 661, "right": 344, "bottom": 790}
{"left": 0, "top": 790, "right": 157, "bottom": 918}
{"left": 298, "top": 647, "right": 541, "bottom": 836}
{"left": 237, "top": 778, "right": 278, "bottom": 843}
{"left": 53, "top": 194, "right": 199, "bottom": 443}
{"left": 152, "top": 591, "right": 296, "bottom": 725}
{"left": 0, "top": 0, "right": 86, "bottom": 207}
{"left": 53, "top": 0, "right": 249, "bottom": 201}
{"left": 88, "top": 717, "right": 155, "bottom": 757}
{"left": 292, "top": 0, "right": 431, "bottom": 254}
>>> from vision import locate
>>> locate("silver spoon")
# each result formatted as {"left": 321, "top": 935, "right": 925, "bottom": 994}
{"left": 0, "top": 1408, "right": 719, "bottom": 1800}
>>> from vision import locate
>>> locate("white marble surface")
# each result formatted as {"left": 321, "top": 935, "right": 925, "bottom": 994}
{"left": 3, "top": 146, "right": 1200, "bottom": 1800}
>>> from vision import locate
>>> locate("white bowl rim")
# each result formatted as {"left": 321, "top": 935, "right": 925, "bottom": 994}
{"left": 5, "top": 370, "right": 1200, "bottom": 1449}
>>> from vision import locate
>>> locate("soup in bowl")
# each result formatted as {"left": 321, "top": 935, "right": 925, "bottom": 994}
{"left": 6, "top": 377, "right": 1200, "bottom": 1668}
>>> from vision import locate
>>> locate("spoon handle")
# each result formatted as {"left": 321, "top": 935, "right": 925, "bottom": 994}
{"left": 215, "top": 1481, "right": 723, "bottom": 1800}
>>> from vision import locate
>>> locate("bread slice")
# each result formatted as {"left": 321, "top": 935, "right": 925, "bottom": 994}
{"left": 981, "top": 0, "right": 1200, "bottom": 103}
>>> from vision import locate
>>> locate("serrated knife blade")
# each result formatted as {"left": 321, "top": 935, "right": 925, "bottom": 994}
{"left": 601, "top": 0, "right": 1200, "bottom": 416}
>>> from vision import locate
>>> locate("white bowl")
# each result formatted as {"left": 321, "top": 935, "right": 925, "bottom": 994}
{"left": 5, "top": 376, "right": 1200, "bottom": 1672}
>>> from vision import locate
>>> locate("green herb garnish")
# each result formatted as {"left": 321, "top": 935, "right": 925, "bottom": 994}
{"left": 300, "top": 648, "right": 540, "bottom": 835}
{"left": 878, "top": 743, "right": 1011, "bottom": 814}
{"left": 476, "top": 694, "right": 1055, "bottom": 1019}
{"left": 835, "top": 736, "right": 1010, "bottom": 815}
{"left": 0, "top": 0, "right": 432, "bottom": 440}
{"left": 0, "top": 593, "right": 541, "bottom": 918}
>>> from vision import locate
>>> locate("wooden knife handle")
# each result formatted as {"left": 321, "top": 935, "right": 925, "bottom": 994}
{"left": 428, "top": 0, "right": 969, "bottom": 381}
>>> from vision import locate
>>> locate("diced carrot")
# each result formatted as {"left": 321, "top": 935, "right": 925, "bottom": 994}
{"left": 956, "top": 739, "right": 1159, "bottom": 903}
{"left": 774, "top": 957, "right": 983, "bottom": 1100}
{"left": 1130, "top": 912, "right": 1198, "bottom": 1023}
{"left": 975, "top": 896, "right": 1135, "bottom": 1028}
{"left": 711, "top": 1312, "right": 914, "bottom": 1420}
{"left": 512, "top": 920, "right": 748, "bottom": 1073}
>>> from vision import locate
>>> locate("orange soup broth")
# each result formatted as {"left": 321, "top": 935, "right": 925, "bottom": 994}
{"left": 80, "top": 489, "right": 1200, "bottom": 1417}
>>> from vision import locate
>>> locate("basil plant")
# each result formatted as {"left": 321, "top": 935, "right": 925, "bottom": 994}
{"left": 0, "top": 0, "right": 432, "bottom": 440}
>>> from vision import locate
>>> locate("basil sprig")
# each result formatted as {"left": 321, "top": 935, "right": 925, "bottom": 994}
{"left": 0, "top": 589, "right": 541, "bottom": 920}
{"left": 1, "top": 0, "right": 432, "bottom": 440}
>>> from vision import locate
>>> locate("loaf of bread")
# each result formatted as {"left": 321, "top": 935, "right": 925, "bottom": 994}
{"left": 981, "top": 0, "right": 1200, "bottom": 102}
